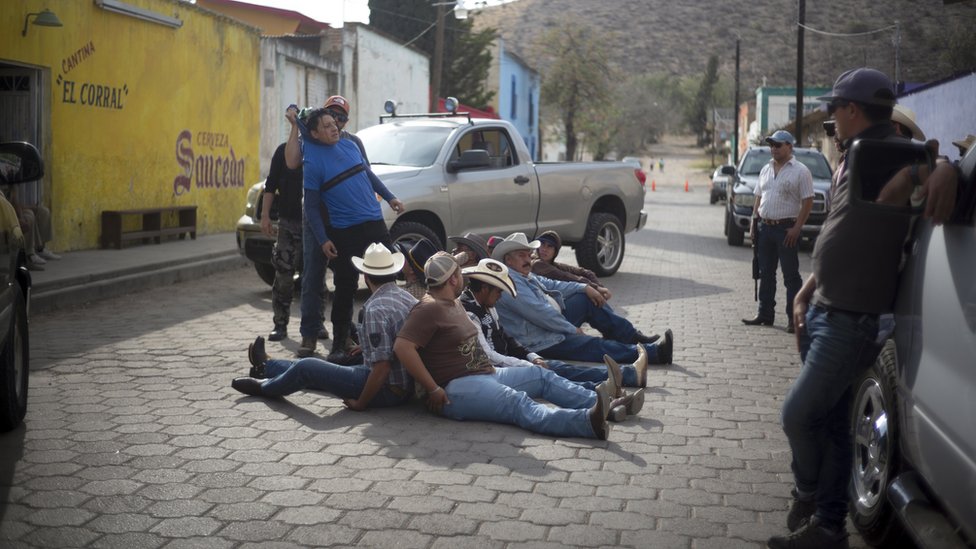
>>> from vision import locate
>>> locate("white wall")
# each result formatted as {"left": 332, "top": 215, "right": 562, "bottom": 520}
{"left": 898, "top": 72, "right": 976, "bottom": 162}
{"left": 341, "top": 25, "right": 430, "bottom": 133}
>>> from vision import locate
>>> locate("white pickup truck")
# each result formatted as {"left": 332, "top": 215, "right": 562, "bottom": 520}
{"left": 237, "top": 109, "right": 647, "bottom": 283}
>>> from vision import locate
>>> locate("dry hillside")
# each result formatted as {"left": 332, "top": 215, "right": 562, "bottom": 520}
{"left": 473, "top": 0, "right": 976, "bottom": 92}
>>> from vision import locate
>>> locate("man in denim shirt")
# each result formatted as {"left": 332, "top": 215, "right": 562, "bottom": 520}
{"left": 492, "top": 233, "right": 674, "bottom": 365}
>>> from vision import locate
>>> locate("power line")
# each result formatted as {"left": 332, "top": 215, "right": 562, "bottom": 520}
{"left": 798, "top": 22, "right": 897, "bottom": 38}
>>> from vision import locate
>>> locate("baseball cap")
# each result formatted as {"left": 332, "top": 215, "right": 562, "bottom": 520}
{"left": 424, "top": 252, "right": 460, "bottom": 287}
{"left": 816, "top": 68, "right": 896, "bottom": 107}
{"left": 765, "top": 130, "right": 795, "bottom": 145}
{"left": 324, "top": 95, "right": 350, "bottom": 114}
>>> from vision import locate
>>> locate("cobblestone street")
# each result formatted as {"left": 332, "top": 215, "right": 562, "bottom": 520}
{"left": 1, "top": 139, "right": 870, "bottom": 548}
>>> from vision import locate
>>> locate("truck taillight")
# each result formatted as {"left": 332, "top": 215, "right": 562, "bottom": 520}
{"left": 634, "top": 168, "right": 646, "bottom": 187}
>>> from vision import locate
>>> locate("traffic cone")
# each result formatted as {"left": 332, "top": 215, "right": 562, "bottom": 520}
{"left": 651, "top": 180, "right": 656, "bottom": 192}
{"left": 684, "top": 179, "right": 689, "bottom": 192}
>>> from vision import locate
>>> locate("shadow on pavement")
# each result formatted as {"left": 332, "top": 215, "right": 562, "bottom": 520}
{"left": 0, "top": 424, "right": 26, "bottom": 524}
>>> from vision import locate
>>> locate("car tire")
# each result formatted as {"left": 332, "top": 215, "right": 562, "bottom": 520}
{"left": 254, "top": 262, "right": 277, "bottom": 287}
{"left": 724, "top": 209, "right": 729, "bottom": 236}
{"left": 0, "top": 286, "right": 30, "bottom": 432}
{"left": 726, "top": 212, "right": 744, "bottom": 246}
{"left": 709, "top": 191, "right": 718, "bottom": 205}
{"left": 390, "top": 221, "right": 443, "bottom": 250}
{"left": 576, "top": 212, "right": 625, "bottom": 277}
{"left": 849, "top": 340, "right": 908, "bottom": 547}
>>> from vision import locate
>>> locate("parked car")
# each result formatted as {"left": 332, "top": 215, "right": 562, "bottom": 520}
{"left": 710, "top": 164, "right": 733, "bottom": 204}
{"left": 0, "top": 142, "right": 38, "bottom": 432}
{"left": 238, "top": 104, "right": 647, "bottom": 283}
{"left": 845, "top": 139, "right": 976, "bottom": 548}
{"left": 724, "top": 146, "right": 833, "bottom": 246}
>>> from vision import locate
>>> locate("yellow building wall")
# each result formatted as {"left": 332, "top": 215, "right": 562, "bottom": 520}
{"left": 1, "top": 0, "right": 261, "bottom": 250}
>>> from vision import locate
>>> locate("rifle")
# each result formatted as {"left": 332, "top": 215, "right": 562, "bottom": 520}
{"left": 751, "top": 217, "right": 760, "bottom": 301}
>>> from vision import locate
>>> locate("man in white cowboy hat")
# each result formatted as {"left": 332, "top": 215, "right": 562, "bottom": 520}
{"left": 461, "top": 257, "right": 648, "bottom": 420}
{"left": 491, "top": 232, "right": 674, "bottom": 366}
{"left": 393, "top": 252, "right": 616, "bottom": 440}
{"left": 231, "top": 243, "right": 418, "bottom": 410}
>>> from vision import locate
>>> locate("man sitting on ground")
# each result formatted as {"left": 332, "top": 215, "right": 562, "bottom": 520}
{"left": 462, "top": 258, "right": 650, "bottom": 390}
{"left": 493, "top": 232, "right": 674, "bottom": 365}
{"left": 531, "top": 230, "right": 617, "bottom": 304}
{"left": 230, "top": 243, "right": 417, "bottom": 410}
{"left": 393, "top": 252, "right": 617, "bottom": 440}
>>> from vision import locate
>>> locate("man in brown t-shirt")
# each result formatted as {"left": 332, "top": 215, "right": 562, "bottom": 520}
{"left": 394, "top": 253, "right": 614, "bottom": 440}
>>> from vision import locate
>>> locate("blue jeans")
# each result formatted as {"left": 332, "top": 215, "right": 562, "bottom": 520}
{"left": 441, "top": 367, "right": 597, "bottom": 438}
{"left": 546, "top": 359, "right": 640, "bottom": 389}
{"left": 756, "top": 222, "right": 802, "bottom": 322}
{"left": 562, "top": 293, "right": 639, "bottom": 343}
{"left": 300, "top": 219, "right": 328, "bottom": 339}
{"left": 262, "top": 358, "right": 409, "bottom": 407}
{"left": 539, "top": 333, "right": 657, "bottom": 364}
{"left": 782, "top": 304, "right": 881, "bottom": 529}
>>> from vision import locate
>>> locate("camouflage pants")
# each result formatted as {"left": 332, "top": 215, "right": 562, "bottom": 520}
{"left": 271, "top": 219, "right": 303, "bottom": 327}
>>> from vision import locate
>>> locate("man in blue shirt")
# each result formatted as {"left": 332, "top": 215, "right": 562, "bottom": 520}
{"left": 284, "top": 107, "right": 404, "bottom": 362}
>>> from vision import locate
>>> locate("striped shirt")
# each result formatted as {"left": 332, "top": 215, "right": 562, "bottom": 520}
{"left": 756, "top": 157, "right": 814, "bottom": 220}
{"left": 359, "top": 282, "right": 419, "bottom": 391}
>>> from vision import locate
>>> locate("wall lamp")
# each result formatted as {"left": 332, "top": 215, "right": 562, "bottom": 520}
{"left": 95, "top": 0, "right": 183, "bottom": 29}
{"left": 21, "top": 8, "right": 63, "bottom": 37}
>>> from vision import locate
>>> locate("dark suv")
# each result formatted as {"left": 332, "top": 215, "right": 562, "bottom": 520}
{"left": 0, "top": 142, "right": 38, "bottom": 432}
{"left": 724, "top": 147, "right": 833, "bottom": 246}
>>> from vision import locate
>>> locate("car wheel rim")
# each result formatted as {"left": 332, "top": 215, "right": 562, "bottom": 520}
{"left": 596, "top": 221, "right": 622, "bottom": 270}
{"left": 852, "top": 377, "right": 890, "bottom": 515}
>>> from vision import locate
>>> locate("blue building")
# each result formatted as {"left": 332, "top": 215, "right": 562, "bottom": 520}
{"left": 487, "top": 38, "right": 541, "bottom": 161}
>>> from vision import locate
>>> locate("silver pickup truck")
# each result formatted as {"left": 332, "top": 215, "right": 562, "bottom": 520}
{"left": 237, "top": 113, "right": 647, "bottom": 284}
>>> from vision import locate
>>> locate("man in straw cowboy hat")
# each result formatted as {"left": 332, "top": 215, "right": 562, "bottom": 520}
{"left": 231, "top": 243, "right": 417, "bottom": 411}
{"left": 492, "top": 232, "right": 674, "bottom": 366}
{"left": 393, "top": 252, "right": 619, "bottom": 440}
{"left": 461, "top": 257, "right": 647, "bottom": 420}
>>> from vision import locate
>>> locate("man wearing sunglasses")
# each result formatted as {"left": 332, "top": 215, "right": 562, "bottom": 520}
{"left": 742, "top": 130, "right": 814, "bottom": 334}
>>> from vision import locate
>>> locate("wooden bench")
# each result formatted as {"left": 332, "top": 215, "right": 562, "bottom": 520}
{"left": 101, "top": 206, "right": 197, "bottom": 249}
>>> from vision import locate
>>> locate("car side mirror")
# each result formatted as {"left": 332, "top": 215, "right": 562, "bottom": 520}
{"left": 720, "top": 165, "right": 735, "bottom": 176}
{"left": 447, "top": 149, "right": 490, "bottom": 174}
{"left": 0, "top": 142, "right": 44, "bottom": 184}
{"left": 847, "top": 138, "right": 931, "bottom": 214}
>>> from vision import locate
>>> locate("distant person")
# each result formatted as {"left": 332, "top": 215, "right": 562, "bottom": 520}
{"left": 6, "top": 186, "right": 59, "bottom": 270}
{"left": 658, "top": 158, "right": 664, "bottom": 171}
{"left": 231, "top": 242, "right": 417, "bottom": 410}
{"left": 741, "top": 130, "right": 813, "bottom": 333}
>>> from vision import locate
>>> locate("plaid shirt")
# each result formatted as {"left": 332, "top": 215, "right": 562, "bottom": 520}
{"left": 359, "top": 282, "right": 418, "bottom": 391}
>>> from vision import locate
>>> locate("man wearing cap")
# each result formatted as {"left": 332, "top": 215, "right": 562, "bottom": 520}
{"left": 230, "top": 243, "right": 418, "bottom": 410}
{"left": 769, "top": 68, "right": 959, "bottom": 549}
{"left": 531, "top": 230, "right": 615, "bottom": 302}
{"left": 741, "top": 129, "right": 814, "bottom": 333}
{"left": 284, "top": 107, "right": 405, "bottom": 363}
{"left": 393, "top": 252, "right": 615, "bottom": 440}
{"left": 492, "top": 232, "right": 674, "bottom": 365}
{"left": 461, "top": 258, "right": 648, "bottom": 418}
{"left": 448, "top": 232, "right": 489, "bottom": 268}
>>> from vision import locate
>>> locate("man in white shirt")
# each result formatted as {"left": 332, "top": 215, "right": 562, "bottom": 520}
{"left": 742, "top": 130, "right": 814, "bottom": 333}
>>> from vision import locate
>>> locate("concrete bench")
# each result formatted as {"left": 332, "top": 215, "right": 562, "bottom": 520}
{"left": 101, "top": 206, "right": 197, "bottom": 249}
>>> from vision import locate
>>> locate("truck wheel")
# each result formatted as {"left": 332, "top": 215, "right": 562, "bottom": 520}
{"left": 255, "top": 262, "right": 277, "bottom": 286}
{"left": 576, "top": 212, "right": 624, "bottom": 277}
{"left": 390, "top": 221, "right": 443, "bottom": 250}
{"left": 0, "top": 287, "right": 29, "bottom": 432}
{"left": 726, "top": 213, "right": 744, "bottom": 246}
{"left": 849, "top": 340, "right": 906, "bottom": 546}
{"left": 709, "top": 191, "right": 718, "bottom": 205}
{"left": 724, "top": 209, "right": 729, "bottom": 236}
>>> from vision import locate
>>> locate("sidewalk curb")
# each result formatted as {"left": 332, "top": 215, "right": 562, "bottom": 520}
{"left": 32, "top": 252, "right": 248, "bottom": 314}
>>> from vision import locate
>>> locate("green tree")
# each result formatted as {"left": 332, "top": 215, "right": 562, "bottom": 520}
{"left": 533, "top": 20, "right": 614, "bottom": 161}
{"left": 368, "top": 0, "right": 496, "bottom": 108}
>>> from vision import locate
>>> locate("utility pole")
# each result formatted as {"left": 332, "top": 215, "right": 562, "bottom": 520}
{"left": 733, "top": 38, "right": 740, "bottom": 165}
{"left": 795, "top": 0, "right": 805, "bottom": 146}
{"left": 431, "top": 2, "right": 447, "bottom": 111}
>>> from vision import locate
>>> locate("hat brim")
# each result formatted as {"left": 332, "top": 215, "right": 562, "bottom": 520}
{"left": 351, "top": 252, "right": 405, "bottom": 276}
{"left": 465, "top": 272, "right": 517, "bottom": 297}
{"left": 764, "top": 137, "right": 793, "bottom": 145}
{"left": 448, "top": 236, "right": 488, "bottom": 259}
{"left": 891, "top": 111, "right": 926, "bottom": 142}
{"left": 490, "top": 240, "right": 540, "bottom": 261}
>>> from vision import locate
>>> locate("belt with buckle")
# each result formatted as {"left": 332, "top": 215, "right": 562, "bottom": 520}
{"left": 762, "top": 217, "right": 797, "bottom": 226}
